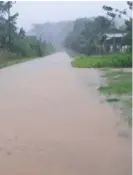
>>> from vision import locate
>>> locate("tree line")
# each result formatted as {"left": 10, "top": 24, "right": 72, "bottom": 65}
{"left": 0, "top": 1, "right": 55, "bottom": 60}
{"left": 64, "top": 1, "right": 132, "bottom": 55}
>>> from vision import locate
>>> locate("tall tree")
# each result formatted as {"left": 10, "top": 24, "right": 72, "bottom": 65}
{"left": 0, "top": 1, "right": 18, "bottom": 50}
{"left": 4, "top": 1, "right": 18, "bottom": 49}
{"left": 19, "top": 27, "right": 25, "bottom": 39}
{"left": 103, "top": 1, "right": 132, "bottom": 49}
{"left": 65, "top": 16, "right": 116, "bottom": 55}
{"left": 0, "top": 1, "right": 6, "bottom": 48}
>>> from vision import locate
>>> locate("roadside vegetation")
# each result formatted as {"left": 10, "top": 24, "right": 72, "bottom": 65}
{"left": 0, "top": 1, "right": 55, "bottom": 69}
{"left": 99, "top": 70, "right": 132, "bottom": 95}
{"left": 99, "top": 69, "right": 132, "bottom": 126}
{"left": 68, "top": 1, "right": 132, "bottom": 126}
{"left": 72, "top": 53, "right": 132, "bottom": 126}
{"left": 65, "top": 1, "right": 132, "bottom": 56}
{"left": 71, "top": 53, "right": 132, "bottom": 68}
{"left": 0, "top": 56, "right": 37, "bottom": 69}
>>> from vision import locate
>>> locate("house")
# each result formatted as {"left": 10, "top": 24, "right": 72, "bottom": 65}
{"left": 105, "top": 33, "right": 129, "bottom": 53}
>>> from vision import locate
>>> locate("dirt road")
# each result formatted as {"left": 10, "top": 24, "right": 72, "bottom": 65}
{"left": 0, "top": 52, "right": 131, "bottom": 175}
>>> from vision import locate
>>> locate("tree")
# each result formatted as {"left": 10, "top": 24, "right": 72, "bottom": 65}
{"left": 0, "top": 1, "right": 55, "bottom": 59}
{"left": 19, "top": 27, "right": 25, "bottom": 39}
{"left": 92, "top": 16, "right": 114, "bottom": 54}
{"left": 64, "top": 16, "right": 116, "bottom": 55}
{"left": 0, "top": 1, "right": 18, "bottom": 50}
{"left": 124, "top": 1, "right": 132, "bottom": 48}
{"left": 0, "top": 1, "right": 7, "bottom": 48}
{"left": 4, "top": 1, "right": 19, "bottom": 49}
{"left": 127, "top": 1, "right": 132, "bottom": 10}
{"left": 103, "top": 1, "right": 132, "bottom": 49}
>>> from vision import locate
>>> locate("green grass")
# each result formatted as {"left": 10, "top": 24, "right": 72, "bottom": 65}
{"left": 0, "top": 56, "right": 38, "bottom": 69}
{"left": 107, "top": 98, "right": 120, "bottom": 102}
{"left": 71, "top": 53, "right": 132, "bottom": 68}
{"left": 99, "top": 69, "right": 132, "bottom": 126}
{"left": 99, "top": 71, "right": 132, "bottom": 95}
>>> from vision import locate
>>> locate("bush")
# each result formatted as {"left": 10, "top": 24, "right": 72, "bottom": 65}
{"left": 0, "top": 37, "right": 56, "bottom": 69}
{"left": 9, "top": 37, "right": 55, "bottom": 58}
{"left": 71, "top": 53, "right": 132, "bottom": 68}
{"left": 11, "top": 39, "right": 34, "bottom": 57}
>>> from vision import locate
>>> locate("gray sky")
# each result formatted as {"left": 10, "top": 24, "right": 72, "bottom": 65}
{"left": 12, "top": 1, "right": 127, "bottom": 31}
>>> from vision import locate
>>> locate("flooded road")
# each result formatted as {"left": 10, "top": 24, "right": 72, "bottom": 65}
{"left": 0, "top": 52, "right": 131, "bottom": 175}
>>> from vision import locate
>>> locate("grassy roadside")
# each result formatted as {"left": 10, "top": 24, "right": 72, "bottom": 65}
{"left": 99, "top": 70, "right": 132, "bottom": 94}
{"left": 99, "top": 68, "right": 132, "bottom": 126}
{"left": 0, "top": 50, "right": 55, "bottom": 69}
{"left": 71, "top": 53, "right": 132, "bottom": 126}
{"left": 0, "top": 56, "right": 40, "bottom": 69}
{"left": 71, "top": 53, "right": 132, "bottom": 68}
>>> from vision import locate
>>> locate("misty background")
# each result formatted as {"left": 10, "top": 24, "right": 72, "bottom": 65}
{"left": 11, "top": 1, "right": 127, "bottom": 50}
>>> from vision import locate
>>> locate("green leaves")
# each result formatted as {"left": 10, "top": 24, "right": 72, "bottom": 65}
{"left": 103, "top": 5, "right": 113, "bottom": 11}
{"left": 65, "top": 16, "right": 114, "bottom": 55}
{"left": 0, "top": 1, "right": 19, "bottom": 50}
{"left": 127, "top": 1, "right": 132, "bottom": 10}
{"left": 0, "top": 1, "right": 55, "bottom": 59}
{"left": 107, "top": 12, "right": 116, "bottom": 18}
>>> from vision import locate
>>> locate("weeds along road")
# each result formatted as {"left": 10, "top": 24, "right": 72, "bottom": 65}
{"left": 0, "top": 52, "right": 131, "bottom": 175}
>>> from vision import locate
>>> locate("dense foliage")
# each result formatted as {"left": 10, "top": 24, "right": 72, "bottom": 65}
{"left": 103, "top": 1, "right": 132, "bottom": 51}
{"left": 0, "top": 1, "right": 55, "bottom": 63}
{"left": 64, "top": 16, "right": 119, "bottom": 55}
{"left": 65, "top": 1, "right": 132, "bottom": 55}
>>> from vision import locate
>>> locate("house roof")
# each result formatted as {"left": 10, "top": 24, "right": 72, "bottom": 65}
{"left": 106, "top": 33, "right": 126, "bottom": 40}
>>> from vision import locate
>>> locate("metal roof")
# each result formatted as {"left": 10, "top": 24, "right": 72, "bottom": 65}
{"left": 106, "top": 33, "right": 126, "bottom": 40}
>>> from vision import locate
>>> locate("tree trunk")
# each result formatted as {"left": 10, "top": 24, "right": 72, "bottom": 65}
{"left": 7, "top": 2, "right": 11, "bottom": 50}
{"left": 113, "top": 33, "right": 116, "bottom": 52}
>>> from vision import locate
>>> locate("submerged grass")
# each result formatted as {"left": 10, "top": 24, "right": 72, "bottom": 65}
{"left": 0, "top": 57, "right": 37, "bottom": 69}
{"left": 99, "top": 71, "right": 132, "bottom": 95}
{"left": 99, "top": 69, "right": 132, "bottom": 126}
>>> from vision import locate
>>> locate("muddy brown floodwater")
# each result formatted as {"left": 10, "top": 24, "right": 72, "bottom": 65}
{"left": 0, "top": 52, "right": 132, "bottom": 175}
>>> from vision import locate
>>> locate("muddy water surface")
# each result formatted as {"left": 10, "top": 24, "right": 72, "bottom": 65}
{"left": 0, "top": 52, "right": 131, "bottom": 175}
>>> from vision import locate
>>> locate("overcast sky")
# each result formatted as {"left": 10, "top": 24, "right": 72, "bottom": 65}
{"left": 12, "top": 1, "right": 127, "bottom": 31}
